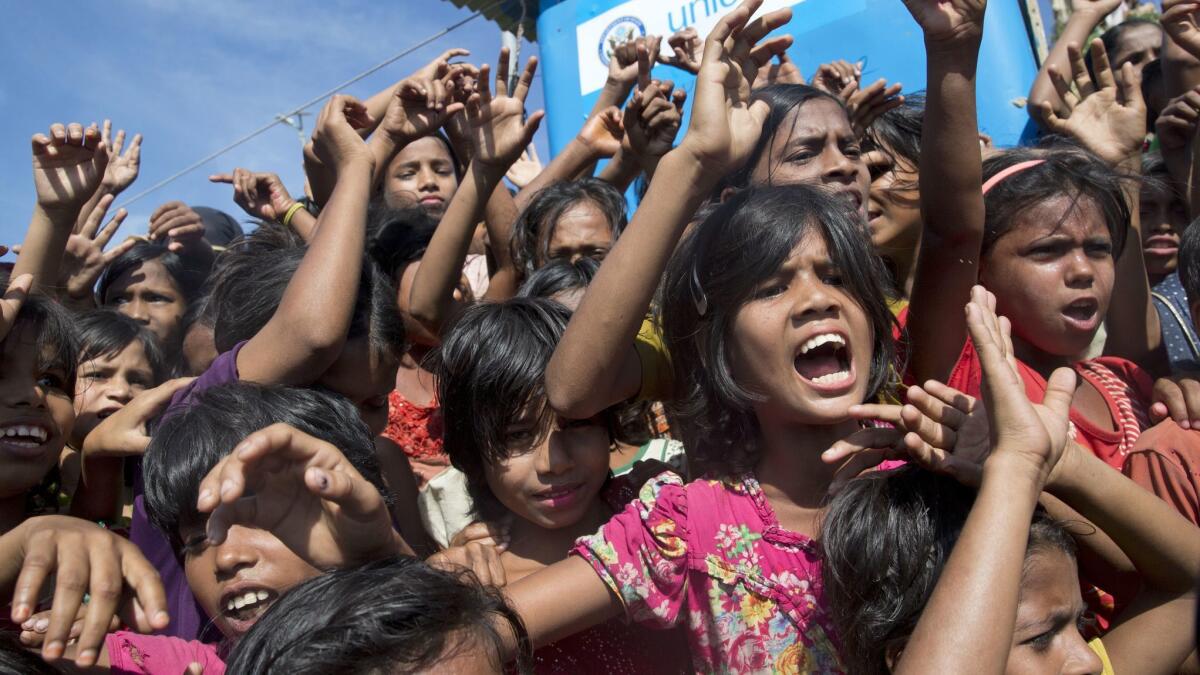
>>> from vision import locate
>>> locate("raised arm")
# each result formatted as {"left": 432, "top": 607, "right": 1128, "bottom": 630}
{"left": 545, "top": 0, "right": 793, "bottom": 418}
{"left": 367, "top": 69, "right": 469, "bottom": 195}
{"left": 902, "top": 0, "right": 989, "bottom": 385}
{"left": 236, "top": 95, "right": 376, "bottom": 385}
{"left": 18, "top": 123, "right": 108, "bottom": 294}
{"left": 1028, "top": 0, "right": 1121, "bottom": 124}
{"left": 897, "top": 285, "right": 1077, "bottom": 674}
{"left": 407, "top": 53, "right": 544, "bottom": 336}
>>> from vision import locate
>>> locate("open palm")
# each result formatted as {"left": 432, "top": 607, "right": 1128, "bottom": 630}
{"left": 466, "top": 53, "right": 545, "bottom": 168}
{"left": 31, "top": 124, "right": 108, "bottom": 212}
{"left": 679, "top": 0, "right": 793, "bottom": 173}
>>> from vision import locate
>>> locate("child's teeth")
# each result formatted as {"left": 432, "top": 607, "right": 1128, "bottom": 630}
{"left": 799, "top": 333, "right": 845, "bottom": 354}
{"left": 242, "top": 591, "right": 258, "bottom": 606}
{"left": 812, "top": 371, "right": 851, "bottom": 385}
{"left": 256, "top": 591, "right": 268, "bottom": 601}
{"left": 233, "top": 597, "right": 246, "bottom": 610}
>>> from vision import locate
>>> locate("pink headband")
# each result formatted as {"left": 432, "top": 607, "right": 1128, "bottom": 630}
{"left": 981, "top": 159, "right": 1046, "bottom": 195}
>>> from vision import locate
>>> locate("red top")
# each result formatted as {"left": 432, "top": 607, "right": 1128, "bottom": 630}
{"left": 382, "top": 390, "right": 448, "bottom": 488}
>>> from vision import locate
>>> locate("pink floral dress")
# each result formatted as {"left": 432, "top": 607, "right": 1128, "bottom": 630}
{"left": 572, "top": 471, "right": 844, "bottom": 674}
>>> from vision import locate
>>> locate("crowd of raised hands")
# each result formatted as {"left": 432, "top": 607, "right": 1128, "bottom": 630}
{"left": 2, "top": 0, "right": 1200, "bottom": 672}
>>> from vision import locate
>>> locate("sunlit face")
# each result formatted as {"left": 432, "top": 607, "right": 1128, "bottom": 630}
{"left": 1139, "top": 180, "right": 1189, "bottom": 280}
{"left": 1004, "top": 550, "right": 1102, "bottom": 675}
{"left": 317, "top": 336, "right": 401, "bottom": 436}
{"left": 72, "top": 341, "right": 155, "bottom": 447}
{"left": 537, "top": 200, "right": 615, "bottom": 269}
{"left": 864, "top": 145, "right": 922, "bottom": 263}
{"left": 484, "top": 411, "right": 611, "bottom": 530}
{"left": 729, "top": 230, "right": 874, "bottom": 426}
{"left": 104, "top": 260, "right": 188, "bottom": 353}
{"left": 1110, "top": 23, "right": 1161, "bottom": 73}
{"left": 0, "top": 325, "right": 74, "bottom": 501}
{"left": 383, "top": 137, "right": 460, "bottom": 218}
{"left": 750, "top": 99, "right": 869, "bottom": 218}
{"left": 182, "top": 523, "right": 323, "bottom": 639}
{"left": 980, "top": 196, "right": 1115, "bottom": 360}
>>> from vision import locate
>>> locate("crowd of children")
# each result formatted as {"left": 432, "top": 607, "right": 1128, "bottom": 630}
{"left": 2, "top": 0, "right": 1200, "bottom": 672}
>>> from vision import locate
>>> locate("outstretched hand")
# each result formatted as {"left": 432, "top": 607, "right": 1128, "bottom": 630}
{"left": 846, "top": 78, "right": 904, "bottom": 137}
{"left": 209, "top": 169, "right": 296, "bottom": 222}
{"left": 465, "top": 48, "right": 545, "bottom": 170}
{"left": 60, "top": 193, "right": 134, "bottom": 303}
{"left": 5, "top": 515, "right": 169, "bottom": 667}
{"left": 675, "top": 0, "right": 793, "bottom": 175}
{"left": 31, "top": 123, "right": 109, "bottom": 215}
{"left": 1036, "top": 39, "right": 1146, "bottom": 166}
{"left": 100, "top": 120, "right": 142, "bottom": 195}
{"left": 196, "top": 423, "right": 408, "bottom": 567}
{"left": 662, "top": 27, "right": 702, "bottom": 74}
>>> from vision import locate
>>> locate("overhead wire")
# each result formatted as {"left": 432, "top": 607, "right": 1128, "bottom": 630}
{"left": 116, "top": 0, "right": 514, "bottom": 209}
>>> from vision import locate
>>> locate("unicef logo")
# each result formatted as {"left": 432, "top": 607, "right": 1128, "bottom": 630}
{"left": 598, "top": 16, "right": 646, "bottom": 66}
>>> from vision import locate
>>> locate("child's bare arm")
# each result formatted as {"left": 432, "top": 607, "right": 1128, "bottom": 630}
{"left": 903, "top": 0, "right": 989, "bottom": 385}
{"left": 237, "top": 96, "right": 375, "bottom": 385}
{"left": 1028, "top": 0, "right": 1120, "bottom": 123}
{"left": 18, "top": 123, "right": 109, "bottom": 294}
{"left": 545, "top": 0, "right": 793, "bottom": 419}
{"left": 899, "top": 284, "right": 1077, "bottom": 673}
{"left": 408, "top": 53, "right": 544, "bottom": 336}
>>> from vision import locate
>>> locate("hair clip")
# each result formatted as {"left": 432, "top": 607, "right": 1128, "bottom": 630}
{"left": 690, "top": 264, "right": 708, "bottom": 316}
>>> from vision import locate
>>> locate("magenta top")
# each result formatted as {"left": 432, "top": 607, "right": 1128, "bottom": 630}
{"left": 572, "top": 471, "right": 845, "bottom": 673}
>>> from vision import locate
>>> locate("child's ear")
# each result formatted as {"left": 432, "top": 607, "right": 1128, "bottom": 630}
{"left": 719, "top": 186, "right": 740, "bottom": 203}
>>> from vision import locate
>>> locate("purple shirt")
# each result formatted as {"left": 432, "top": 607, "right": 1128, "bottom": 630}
{"left": 130, "top": 342, "right": 245, "bottom": 641}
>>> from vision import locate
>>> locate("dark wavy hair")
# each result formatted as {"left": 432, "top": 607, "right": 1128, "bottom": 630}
{"left": 820, "top": 466, "right": 1076, "bottom": 675}
{"left": 517, "top": 255, "right": 601, "bottom": 302}
{"left": 865, "top": 93, "right": 925, "bottom": 192}
{"left": 659, "top": 184, "right": 897, "bottom": 474}
{"left": 225, "top": 556, "right": 531, "bottom": 674}
{"left": 981, "top": 142, "right": 1132, "bottom": 259}
{"left": 509, "top": 178, "right": 627, "bottom": 279}
{"left": 6, "top": 294, "right": 79, "bottom": 398}
{"left": 144, "top": 382, "right": 390, "bottom": 553}
{"left": 435, "top": 297, "right": 618, "bottom": 522}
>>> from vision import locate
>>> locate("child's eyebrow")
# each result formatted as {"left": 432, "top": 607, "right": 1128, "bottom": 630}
{"left": 1015, "top": 608, "right": 1074, "bottom": 634}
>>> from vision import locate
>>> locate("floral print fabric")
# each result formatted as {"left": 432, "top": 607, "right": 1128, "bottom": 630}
{"left": 572, "top": 471, "right": 844, "bottom": 674}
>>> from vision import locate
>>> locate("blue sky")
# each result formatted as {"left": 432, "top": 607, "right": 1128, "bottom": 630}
{"left": 0, "top": 0, "right": 547, "bottom": 248}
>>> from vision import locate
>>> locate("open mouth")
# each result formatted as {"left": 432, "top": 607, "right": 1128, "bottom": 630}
{"left": 95, "top": 407, "right": 121, "bottom": 420}
{"left": 1062, "top": 298, "right": 1100, "bottom": 328}
{"left": 794, "top": 332, "right": 854, "bottom": 391}
{"left": 221, "top": 587, "right": 276, "bottom": 629}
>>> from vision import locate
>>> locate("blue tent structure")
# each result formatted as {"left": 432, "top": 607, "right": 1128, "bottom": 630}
{"left": 450, "top": 0, "right": 1049, "bottom": 153}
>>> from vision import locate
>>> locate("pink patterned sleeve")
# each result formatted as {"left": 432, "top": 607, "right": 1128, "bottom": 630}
{"left": 106, "top": 631, "right": 225, "bottom": 674}
{"left": 571, "top": 471, "right": 691, "bottom": 629}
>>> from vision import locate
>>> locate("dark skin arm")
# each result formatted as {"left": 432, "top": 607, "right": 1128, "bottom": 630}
{"left": 408, "top": 54, "right": 544, "bottom": 335}
{"left": 897, "top": 0, "right": 989, "bottom": 386}
{"left": 236, "top": 95, "right": 376, "bottom": 385}
{"left": 544, "top": 0, "right": 792, "bottom": 420}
